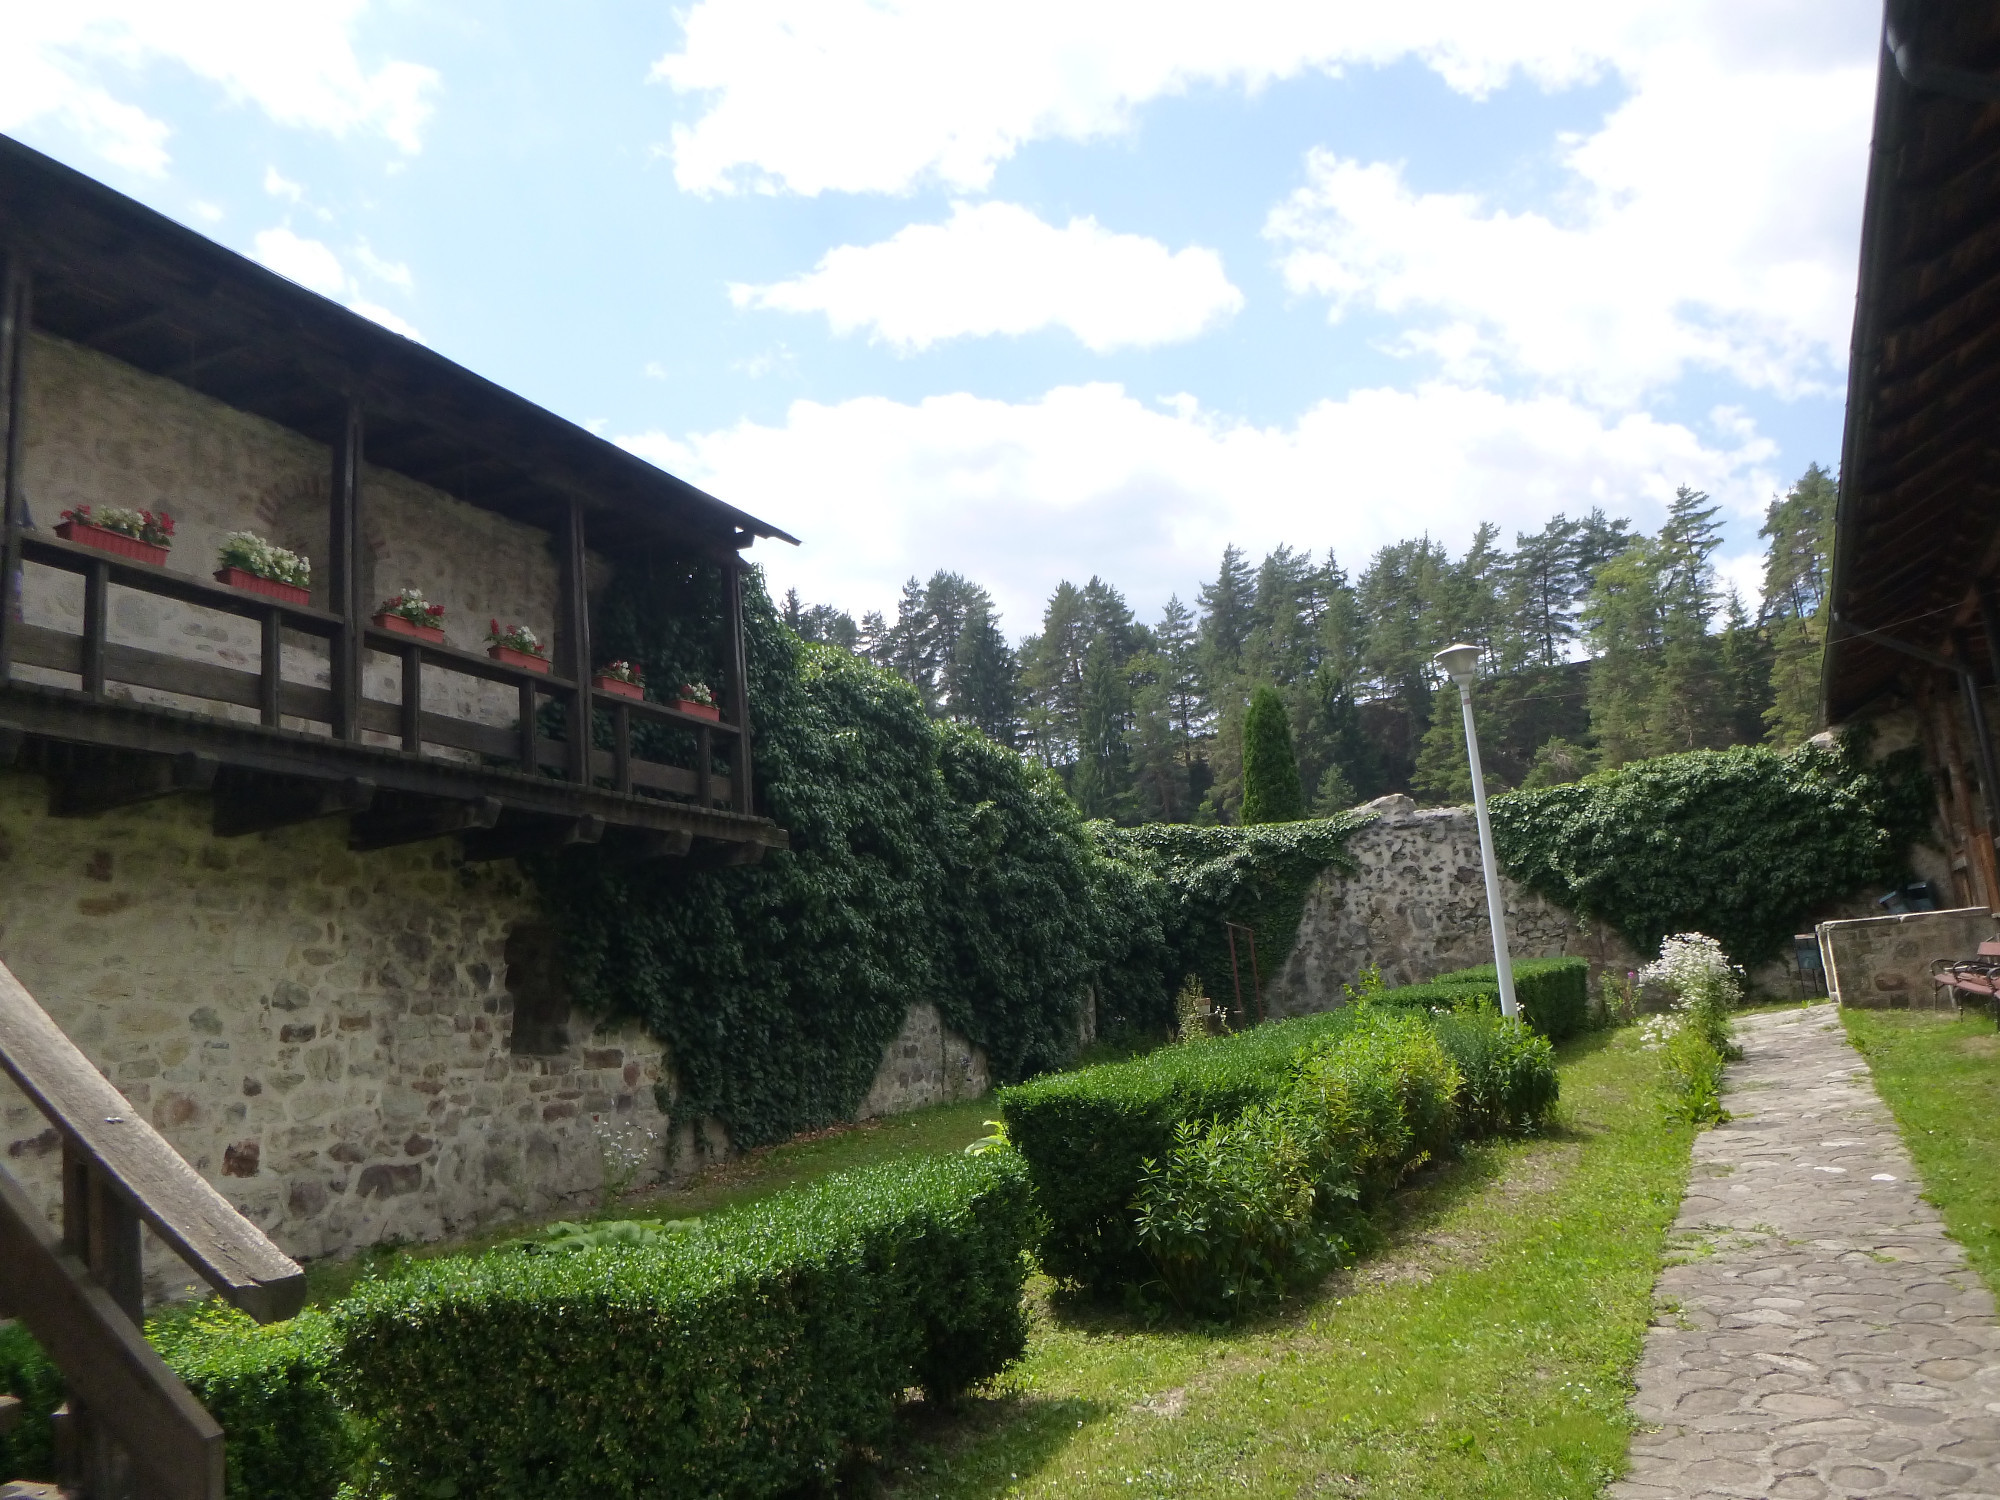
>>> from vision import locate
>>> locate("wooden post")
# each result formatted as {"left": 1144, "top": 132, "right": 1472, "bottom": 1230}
{"left": 559, "top": 498, "right": 592, "bottom": 784}
{"left": 614, "top": 701, "right": 632, "bottom": 795}
{"left": 62, "top": 1140, "right": 145, "bottom": 1499}
{"left": 697, "top": 725, "right": 712, "bottom": 808}
{"left": 0, "top": 257, "right": 27, "bottom": 687}
{"left": 400, "top": 644, "right": 422, "bottom": 753}
{"left": 518, "top": 679, "right": 538, "bottom": 773}
{"left": 1957, "top": 632, "right": 2000, "bottom": 880}
{"left": 724, "top": 557, "right": 752, "bottom": 814}
{"left": 260, "top": 607, "right": 283, "bottom": 728}
{"left": 82, "top": 557, "right": 108, "bottom": 699}
{"left": 328, "top": 402, "right": 364, "bottom": 740}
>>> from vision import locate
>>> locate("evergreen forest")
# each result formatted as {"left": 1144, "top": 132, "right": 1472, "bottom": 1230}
{"left": 782, "top": 462, "right": 1838, "bottom": 823}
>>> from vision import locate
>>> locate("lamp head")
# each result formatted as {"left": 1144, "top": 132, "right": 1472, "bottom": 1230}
{"left": 1434, "top": 642, "right": 1481, "bottom": 685}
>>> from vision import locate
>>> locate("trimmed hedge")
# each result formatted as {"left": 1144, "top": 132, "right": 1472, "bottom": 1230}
{"left": 1431, "top": 957, "right": 1591, "bottom": 1040}
{"left": 0, "top": 1306, "right": 346, "bottom": 1500}
{"left": 333, "top": 1151, "right": 1033, "bottom": 1499}
{"left": 1428, "top": 1009, "right": 1560, "bottom": 1136}
{"left": 999, "top": 1010, "right": 1361, "bottom": 1291}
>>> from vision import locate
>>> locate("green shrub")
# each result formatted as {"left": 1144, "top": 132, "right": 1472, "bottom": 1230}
{"left": 334, "top": 1152, "right": 1032, "bottom": 1499}
{"left": 1659, "top": 1023, "right": 1726, "bottom": 1124}
{"left": 1133, "top": 1103, "right": 1334, "bottom": 1318}
{"left": 1131, "top": 1011, "right": 1461, "bottom": 1318}
{"left": 0, "top": 1307, "right": 347, "bottom": 1500}
{"left": 999, "top": 1010, "right": 1359, "bottom": 1290}
{"left": 148, "top": 1305, "right": 352, "bottom": 1500}
{"left": 1241, "top": 683, "right": 1305, "bottom": 824}
{"left": 1428, "top": 1010, "right": 1560, "bottom": 1135}
{"left": 1431, "top": 957, "right": 1591, "bottom": 1040}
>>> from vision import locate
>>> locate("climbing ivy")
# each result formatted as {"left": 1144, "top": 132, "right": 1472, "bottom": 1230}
{"left": 533, "top": 564, "right": 1360, "bottom": 1149}
{"left": 1489, "top": 731, "right": 1932, "bottom": 965}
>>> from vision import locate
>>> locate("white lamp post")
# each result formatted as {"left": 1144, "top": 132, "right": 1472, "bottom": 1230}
{"left": 1434, "top": 643, "right": 1518, "bottom": 1020}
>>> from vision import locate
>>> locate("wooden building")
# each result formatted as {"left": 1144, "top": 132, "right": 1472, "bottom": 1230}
{"left": 0, "top": 137, "right": 798, "bottom": 1276}
{"left": 1824, "top": 4, "right": 2000, "bottom": 913}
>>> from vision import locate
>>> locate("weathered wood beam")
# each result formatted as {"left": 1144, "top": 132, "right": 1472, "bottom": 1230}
{"left": 599, "top": 827, "right": 694, "bottom": 867}
{"left": 560, "top": 495, "right": 592, "bottom": 784}
{"left": 0, "top": 256, "right": 28, "bottom": 687}
{"left": 47, "top": 748, "right": 218, "bottom": 817}
{"left": 329, "top": 400, "right": 364, "bottom": 739}
{"left": 460, "top": 812, "right": 605, "bottom": 863}
{"left": 212, "top": 773, "right": 375, "bottom": 838}
{"left": 725, "top": 558, "right": 753, "bottom": 814}
{"left": 349, "top": 794, "right": 502, "bottom": 852}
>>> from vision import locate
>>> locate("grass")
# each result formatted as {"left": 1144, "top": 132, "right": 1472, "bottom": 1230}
{"left": 301, "top": 1093, "right": 998, "bottom": 1306}
{"left": 1841, "top": 1005, "right": 2000, "bottom": 1291}
{"left": 871, "top": 1026, "right": 1694, "bottom": 1499}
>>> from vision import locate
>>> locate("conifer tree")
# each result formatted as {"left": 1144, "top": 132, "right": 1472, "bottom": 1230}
{"left": 1240, "top": 683, "right": 1305, "bottom": 823}
{"left": 1761, "top": 462, "right": 1837, "bottom": 745}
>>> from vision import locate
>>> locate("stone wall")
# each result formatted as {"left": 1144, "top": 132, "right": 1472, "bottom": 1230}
{"left": 1818, "top": 907, "right": 1999, "bottom": 1010}
{"left": 1266, "top": 796, "right": 1642, "bottom": 1017}
{"left": 14, "top": 331, "right": 596, "bottom": 746}
{"left": 854, "top": 1003, "right": 989, "bottom": 1120}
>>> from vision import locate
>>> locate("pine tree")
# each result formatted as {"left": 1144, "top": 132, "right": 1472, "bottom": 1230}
{"left": 1506, "top": 514, "right": 1583, "bottom": 667}
{"left": 1648, "top": 486, "right": 1727, "bottom": 753}
{"left": 1584, "top": 540, "right": 1665, "bottom": 768}
{"left": 1240, "top": 683, "right": 1305, "bottom": 824}
{"left": 1761, "top": 462, "right": 1838, "bottom": 745}
{"left": 948, "top": 598, "right": 1018, "bottom": 743}
{"left": 1197, "top": 545, "right": 1256, "bottom": 687}
{"left": 1412, "top": 682, "right": 1475, "bottom": 805}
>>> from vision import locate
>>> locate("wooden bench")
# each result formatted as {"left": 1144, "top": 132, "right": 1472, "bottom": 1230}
{"left": 1932, "top": 940, "right": 2000, "bottom": 1008}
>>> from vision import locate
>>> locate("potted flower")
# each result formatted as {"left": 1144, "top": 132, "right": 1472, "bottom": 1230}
{"left": 56, "top": 505, "right": 174, "bottom": 565}
{"left": 373, "top": 589, "right": 446, "bottom": 643}
{"left": 593, "top": 660, "right": 644, "bottom": 700}
{"left": 487, "top": 619, "right": 550, "bottom": 674}
{"left": 215, "top": 530, "right": 311, "bottom": 606}
{"left": 676, "top": 681, "right": 721, "bottom": 722}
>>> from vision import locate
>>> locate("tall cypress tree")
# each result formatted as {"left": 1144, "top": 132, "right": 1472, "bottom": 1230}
{"left": 1240, "top": 683, "right": 1305, "bottom": 824}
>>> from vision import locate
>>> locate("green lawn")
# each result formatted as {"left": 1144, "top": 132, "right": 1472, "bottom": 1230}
{"left": 872, "top": 1027, "right": 1693, "bottom": 1499}
{"left": 302, "top": 1093, "right": 998, "bottom": 1306}
{"left": 1842, "top": 1006, "right": 2000, "bottom": 1291}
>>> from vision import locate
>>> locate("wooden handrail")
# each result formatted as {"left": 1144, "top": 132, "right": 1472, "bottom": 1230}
{"left": 0, "top": 1165, "right": 223, "bottom": 1500}
{"left": 0, "top": 960, "right": 305, "bottom": 1320}
{"left": 19, "top": 532, "right": 342, "bottom": 638}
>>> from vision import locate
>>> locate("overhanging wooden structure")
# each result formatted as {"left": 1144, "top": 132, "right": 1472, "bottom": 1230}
{"left": 1824, "top": 3, "right": 2000, "bottom": 907}
{"left": 0, "top": 135, "right": 791, "bottom": 860}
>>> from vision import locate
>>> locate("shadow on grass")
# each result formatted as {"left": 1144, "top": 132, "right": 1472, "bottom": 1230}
{"left": 865, "top": 1392, "right": 1112, "bottom": 1498}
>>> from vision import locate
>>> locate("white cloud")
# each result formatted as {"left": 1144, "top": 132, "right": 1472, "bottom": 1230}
{"left": 733, "top": 201, "right": 1242, "bottom": 353}
{"left": 1266, "top": 30, "right": 1875, "bottom": 403}
{"left": 619, "top": 381, "right": 1778, "bottom": 631}
{"left": 251, "top": 227, "right": 423, "bottom": 341}
{"left": 263, "top": 165, "right": 304, "bottom": 202}
{"left": 0, "top": 3, "right": 439, "bottom": 174}
{"left": 651, "top": 0, "right": 1871, "bottom": 198}
{"left": 352, "top": 240, "right": 414, "bottom": 291}
{"left": 253, "top": 227, "right": 348, "bottom": 297}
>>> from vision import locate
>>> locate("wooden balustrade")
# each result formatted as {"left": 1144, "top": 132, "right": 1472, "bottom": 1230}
{"left": 0, "top": 957, "right": 305, "bottom": 1499}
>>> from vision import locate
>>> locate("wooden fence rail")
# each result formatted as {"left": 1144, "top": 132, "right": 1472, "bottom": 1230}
{"left": 0, "top": 956, "right": 304, "bottom": 1498}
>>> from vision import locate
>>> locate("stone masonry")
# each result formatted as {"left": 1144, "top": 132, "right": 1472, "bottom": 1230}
{"left": 1819, "top": 908, "right": 2000, "bottom": 1012}
{"left": 1266, "top": 795, "right": 1643, "bottom": 1017}
{"left": 1614, "top": 1005, "right": 2000, "bottom": 1498}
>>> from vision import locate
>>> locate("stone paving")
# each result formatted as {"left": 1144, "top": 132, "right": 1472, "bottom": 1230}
{"left": 1613, "top": 1004, "right": 2000, "bottom": 1499}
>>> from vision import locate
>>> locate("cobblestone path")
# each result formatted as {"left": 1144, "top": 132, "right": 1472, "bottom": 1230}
{"left": 1613, "top": 1004, "right": 2000, "bottom": 1499}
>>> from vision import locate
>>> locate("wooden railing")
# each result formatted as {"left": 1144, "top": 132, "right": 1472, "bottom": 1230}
{"left": 0, "top": 956, "right": 304, "bottom": 1500}
{"left": 11, "top": 529, "right": 747, "bottom": 814}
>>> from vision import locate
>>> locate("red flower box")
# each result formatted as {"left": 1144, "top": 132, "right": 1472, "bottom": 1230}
{"left": 490, "top": 644, "right": 551, "bottom": 674}
{"left": 676, "top": 699, "right": 721, "bottom": 722}
{"left": 594, "top": 675, "right": 644, "bottom": 700}
{"left": 216, "top": 567, "right": 310, "bottom": 607}
{"left": 372, "top": 613, "right": 445, "bottom": 644}
{"left": 56, "top": 520, "right": 168, "bottom": 567}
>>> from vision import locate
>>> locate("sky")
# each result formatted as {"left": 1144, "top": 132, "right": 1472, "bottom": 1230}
{"left": 0, "top": 0, "right": 1883, "bottom": 639}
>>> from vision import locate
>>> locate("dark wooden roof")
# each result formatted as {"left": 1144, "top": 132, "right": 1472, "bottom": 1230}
{"left": 0, "top": 133, "right": 797, "bottom": 556}
{"left": 1824, "top": 2, "right": 2000, "bottom": 721}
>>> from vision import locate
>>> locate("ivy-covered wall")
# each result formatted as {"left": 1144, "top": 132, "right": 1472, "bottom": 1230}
{"left": 1489, "top": 733, "right": 1932, "bottom": 965}
{"left": 540, "top": 566, "right": 1360, "bottom": 1150}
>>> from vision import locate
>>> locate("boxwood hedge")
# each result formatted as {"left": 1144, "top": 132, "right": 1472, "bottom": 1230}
{"left": 1428, "top": 956, "right": 1592, "bottom": 1040}
{"left": 333, "top": 1150, "right": 1032, "bottom": 1499}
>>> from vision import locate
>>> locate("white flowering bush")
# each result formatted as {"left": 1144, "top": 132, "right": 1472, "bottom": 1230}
{"left": 588, "top": 1113, "right": 660, "bottom": 1205}
{"left": 218, "top": 530, "right": 310, "bottom": 587}
{"left": 1639, "top": 933, "right": 1738, "bottom": 1124}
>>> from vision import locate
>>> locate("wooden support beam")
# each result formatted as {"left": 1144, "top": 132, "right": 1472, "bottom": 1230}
{"left": 600, "top": 827, "right": 693, "bottom": 867}
{"left": 48, "top": 748, "right": 218, "bottom": 818}
{"left": 349, "top": 794, "right": 502, "bottom": 852}
{"left": 81, "top": 557, "right": 108, "bottom": 698}
{"left": 400, "top": 643, "right": 422, "bottom": 753}
{"left": 725, "top": 558, "right": 753, "bottom": 814}
{"left": 460, "top": 813, "right": 605, "bottom": 863}
{"left": 0, "top": 257, "right": 27, "bottom": 688}
{"left": 328, "top": 401, "right": 364, "bottom": 739}
{"left": 260, "top": 607, "right": 282, "bottom": 728}
{"left": 559, "top": 496, "right": 592, "bottom": 784}
{"left": 212, "top": 774, "right": 375, "bottom": 838}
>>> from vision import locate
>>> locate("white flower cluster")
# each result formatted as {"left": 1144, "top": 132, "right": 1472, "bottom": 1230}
{"left": 589, "top": 1112, "right": 660, "bottom": 1204}
{"left": 1637, "top": 1013, "right": 1679, "bottom": 1052}
{"left": 219, "top": 530, "right": 311, "bottom": 587}
{"left": 1638, "top": 932, "right": 1741, "bottom": 1014}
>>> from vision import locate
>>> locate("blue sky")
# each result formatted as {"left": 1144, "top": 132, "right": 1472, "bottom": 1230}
{"left": 3, "top": 1, "right": 1881, "bottom": 637}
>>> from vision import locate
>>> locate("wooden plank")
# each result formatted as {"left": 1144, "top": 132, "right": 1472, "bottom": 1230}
{"left": 560, "top": 497, "right": 591, "bottom": 783}
{"left": 329, "top": 401, "right": 363, "bottom": 738}
{"left": 400, "top": 644, "right": 422, "bottom": 753}
{"left": 17, "top": 534, "right": 341, "bottom": 636}
{"left": 259, "top": 608, "right": 281, "bottom": 728}
{"left": 212, "top": 773, "right": 375, "bottom": 838}
{"left": 48, "top": 747, "right": 217, "bottom": 817}
{"left": 364, "top": 627, "right": 577, "bottom": 692}
{"left": 0, "top": 958, "right": 305, "bottom": 1321}
{"left": 725, "top": 558, "right": 753, "bottom": 814}
{"left": 0, "top": 1164, "right": 222, "bottom": 1500}
{"left": 350, "top": 794, "right": 502, "bottom": 852}
{"left": 460, "top": 813, "right": 605, "bottom": 863}
{"left": 82, "top": 558, "right": 108, "bottom": 699}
